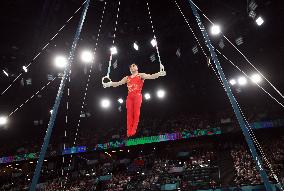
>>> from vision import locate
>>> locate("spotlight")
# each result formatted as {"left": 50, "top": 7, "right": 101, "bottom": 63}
{"left": 23, "top": 66, "right": 28, "bottom": 73}
{"left": 211, "top": 25, "right": 221, "bottom": 35}
{"left": 50, "top": 110, "right": 53, "bottom": 114}
{"left": 249, "top": 10, "right": 256, "bottom": 19}
{"left": 256, "top": 16, "right": 264, "bottom": 26}
{"left": 150, "top": 38, "right": 157, "bottom": 47}
{"left": 157, "top": 89, "right": 166, "bottom": 99}
{"left": 251, "top": 74, "right": 262, "bottom": 83}
{"left": 81, "top": 50, "right": 94, "bottom": 63}
{"left": 3, "top": 70, "right": 8, "bottom": 77}
{"left": 0, "top": 116, "right": 8, "bottom": 126}
{"left": 110, "top": 46, "right": 118, "bottom": 55}
{"left": 144, "top": 93, "right": 151, "bottom": 100}
{"left": 101, "top": 99, "right": 111, "bottom": 108}
{"left": 118, "top": 98, "right": 124, "bottom": 104}
{"left": 229, "top": 79, "right": 237, "bottom": 86}
{"left": 133, "top": 42, "right": 139, "bottom": 50}
{"left": 238, "top": 76, "right": 247, "bottom": 86}
{"left": 54, "top": 56, "right": 68, "bottom": 68}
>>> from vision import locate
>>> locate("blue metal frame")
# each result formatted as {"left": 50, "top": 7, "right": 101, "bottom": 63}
{"left": 186, "top": 0, "right": 272, "bottom": 190}
{"left": 29, "top": 0, "right": 90, "bottom": 190}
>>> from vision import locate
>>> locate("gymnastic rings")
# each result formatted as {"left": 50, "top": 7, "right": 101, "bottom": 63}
{"left": 102, "top": 76, "right": 112, "bottom": 88}
{"left": 160, "top": 64, "right": 165, "bottom": 72}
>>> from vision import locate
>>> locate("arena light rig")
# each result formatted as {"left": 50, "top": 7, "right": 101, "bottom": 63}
{"left": 54, "top": 55, "right": 68, "bottom": 69}
{"left": 238, "top": 76, "right": 248, "bottom": 86}
{"left": 251, "top": 73, "right": 262, "bottom": 84}
{"left": 101, "top": 98, "right": 111, "bottom": 109}
{"left": 144, "top": 93, "right": 151, "bottom": 100}
{"left": 0, "top": 116, "right": 8, "bottom": 126}
{"left": 80, "top": 50, "right": 94, "bottom": 64}
{"left": 229, "top": 79, "right": 237, "bottom": 86}
{"left": 118, "top": 98, "right": 124, "bottom": 104}
{"left": 210, "top": 24, "right": 221, "bottom": 35}
{"left": 157, "top": 89, "right": 166, "bottom": 99}
{"left": 256, "top": 16, "right": 264, "bottom": 26}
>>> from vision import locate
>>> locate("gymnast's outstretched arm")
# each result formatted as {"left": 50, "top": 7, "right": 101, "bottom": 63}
{"left": 104, "top": 76, "right": 127, "bottom": 88}
{"left": 140, "top": 71, "right": 166, "bottom": 80}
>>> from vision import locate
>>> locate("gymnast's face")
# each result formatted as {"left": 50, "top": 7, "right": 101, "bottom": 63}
{"left": 129, "top": 64, "right": 138, "bottom": 74}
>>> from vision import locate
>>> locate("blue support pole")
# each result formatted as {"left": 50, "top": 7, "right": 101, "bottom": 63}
{"left": 29, "top": 0, "right": 90, "bottom": 190}
{"left": 186, "top": 1, "right": 272, "bottom": 190}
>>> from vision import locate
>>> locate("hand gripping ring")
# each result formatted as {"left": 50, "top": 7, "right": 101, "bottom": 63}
{"left": 102, "top": 76, "right": 112, "bottom": 86}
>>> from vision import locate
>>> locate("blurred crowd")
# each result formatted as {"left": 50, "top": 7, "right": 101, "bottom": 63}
{"left": 231, "top": 136, "right": 284, "bottom": 186}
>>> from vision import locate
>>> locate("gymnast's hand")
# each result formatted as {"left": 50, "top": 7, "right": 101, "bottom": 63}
{"left": 103, "top": 82, "right": 112, "bottom": 88}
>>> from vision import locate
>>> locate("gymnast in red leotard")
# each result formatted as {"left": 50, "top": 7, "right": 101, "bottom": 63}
{"left": 103, "top": 63, "right": 166, "bottom": 137}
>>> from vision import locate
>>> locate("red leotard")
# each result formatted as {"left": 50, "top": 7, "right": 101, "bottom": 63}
{"left": 126, "top": 74, "right": 144, "bottom": 137}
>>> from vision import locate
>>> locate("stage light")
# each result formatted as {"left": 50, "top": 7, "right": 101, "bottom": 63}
{"left": 144, "top": 93, "right": 151, "bottom": 100}
{"left": 249, "top": 10, "right": 256, "bottom": 19}
{"left": 211, "top": 25, "right": 221, "bottom": 35}
{"left": 54, "top": 56, "right": 68, "bottom": 68}
{"left": 3, "top": 70, "right": 8, "bottom": 77}
{"left": 0, "top": 116, "right": 8, "bottom": 126}
{"left": 151, "top": 38, "right": 157, "bottom": 47}
{"left": 118, "top": 98, "right": 124, "bottom": 104}
{"left": 101, "top": 99, "right": 111, "bottom": 108}
{"left": 133, "top": 42, "right": 139, "bottom": 50}
{"left": 157, "top": 89, "right": 166, "bottom": 99}
{"left": 50, "top": 110, "right": 53, "bottom": 114}
{"left": 256, "top": 16, "right": 264, "bottom": 26}
{"left": 23, "top": 66, "right": 28, "bottom": 73}
{"left": 238, "top": 76, "right": 247, "bottom": 86}
{"left": 81, "top": 50, "right": 94, "bottom": 63}
{"left": 251, "top": 74, "right": 262, "bottom": 83}
{"left": 110, "top": 46, "right": 117, "bottom": 55}
{"left": 229, "top": 79, "right": 237, "bottom": 86}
